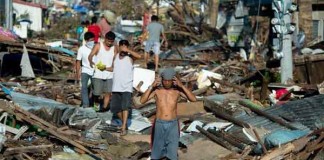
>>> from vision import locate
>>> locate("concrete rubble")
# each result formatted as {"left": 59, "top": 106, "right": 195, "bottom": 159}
{"left": 0, "top": 0, "right": 323, "bottom": 160}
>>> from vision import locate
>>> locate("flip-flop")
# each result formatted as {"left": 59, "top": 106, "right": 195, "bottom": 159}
{"left": 120, "top": 130, "right": 127, "bottom": 136}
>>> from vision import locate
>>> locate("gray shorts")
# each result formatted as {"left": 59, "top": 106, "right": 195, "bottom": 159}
{"left": 151, "top": 118, "right": 179, "bottom": 160}
{"left": 144, "top": 41, "right": 161, "bottom": 55}
{"left": 92, "top": 78, "right": 112, "bottom": 96}
{"left": 110, "top": 92, "right": 132, "bottom": 113}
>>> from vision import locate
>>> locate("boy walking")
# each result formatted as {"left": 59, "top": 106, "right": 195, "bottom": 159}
{"left": 76, "top": 32, "right": 95, "bottom": 108}
{"left": 140, "top": 68, "right": 197, "bottom": 160}
{"left": 110, "top": 40, "right": 141, "bottom": 136}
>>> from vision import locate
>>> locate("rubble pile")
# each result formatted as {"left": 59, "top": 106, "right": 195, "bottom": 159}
{"left": 0, "top": 0, "right": 323, "bottom": 160}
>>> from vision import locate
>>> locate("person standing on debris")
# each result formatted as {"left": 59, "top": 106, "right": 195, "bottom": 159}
{"left": 87, "top": 16, "right": 101, "bottom": 43}
{"left": 81, "top": 20, "right": 90, "bottom": 45}
{"left": 140, "top": 68, "right": 197, "bottom": 160}
{"left": 88, "top": 31, "right": 117, "bottom": 112}
{"left": 110, "top": 40, "right": 141, "bottom": 136}
{"left": 76, "top": 32, "right": 95, "bottom": 108}
{"left": 98, "top": 14, "right": 111, "bottom": 40}
{"left": 76, "top": 21, "right": 85, "bottom": 44}
{"left": 144, "top": 15, "right": 168, "bottom": 72}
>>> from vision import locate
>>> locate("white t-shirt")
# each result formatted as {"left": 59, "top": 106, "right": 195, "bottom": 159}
{"left": 92, "top": 42, "right": 114, "bottom": 79}
{"left": 76, "top": 45, "right": 94, "bottom": 76}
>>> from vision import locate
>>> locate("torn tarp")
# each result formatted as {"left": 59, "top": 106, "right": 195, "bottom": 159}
{"left": 9, "top": 90, "right": 151, "bottom": 132}
{"left": 20, "top": 45, "right": 35, "bottom": 78}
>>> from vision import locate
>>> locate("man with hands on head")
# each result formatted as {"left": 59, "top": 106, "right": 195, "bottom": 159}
{"left": 140, "top": 68, "right": 197, "bottom": 160}
{"left": 88, "top": 31, "right": 117, "bottom": 112}
{"left": 110, "top": 40, "right": 141, "bottom": 136}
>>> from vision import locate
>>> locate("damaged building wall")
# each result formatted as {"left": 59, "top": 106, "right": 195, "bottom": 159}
{"left": 13, "top": 0, "right": 46, "bottom": 31}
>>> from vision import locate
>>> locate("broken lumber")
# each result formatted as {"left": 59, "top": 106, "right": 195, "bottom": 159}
{"left": 253, "top": 128, "right": 267, "bottom": 154}
{"left": 3, "top": 144, "right": 53, "bottom": 156}
{"left": 0, "top": 100, "right": 94, "bottom": 155}
{"left": 204, "top": 99, "right": 250, "bottom": 128}
{"left": 207, "top": 129, "right": 246, "bottom": 150}
{"left": 260, "top": 134, "right": 315, "bottom": 160}
{"left": 239, "top": 99, "right": 298, "bottom": 130}
{"left": 196, "top": 126, "right": 235, "bottom": 151}
{"left": 297, "top": 132, "right": 324, "bottom": 159}
{"left": 260, "top": 142, "right": 295, "bottom": 160}
{"left": 209, "top": 77, "right": 246, "bottom": 92}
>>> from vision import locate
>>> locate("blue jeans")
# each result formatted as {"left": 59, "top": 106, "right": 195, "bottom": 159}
{"left": 81, "top": 73, "right": 92, "bottom": 107}
{"left": 151, "top": 119, "right": 179, "bottom": 160}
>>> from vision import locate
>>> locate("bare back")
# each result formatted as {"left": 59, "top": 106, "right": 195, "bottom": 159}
{"left": 154, "top": 88, "right": 180, "bottom": 120}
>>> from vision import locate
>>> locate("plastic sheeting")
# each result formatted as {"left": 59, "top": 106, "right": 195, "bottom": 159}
{"left": 20, "top": 45, "right": 35, "bottom": 78}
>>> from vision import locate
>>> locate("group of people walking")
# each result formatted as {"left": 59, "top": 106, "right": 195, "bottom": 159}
{"left": 76, "top": 14, "right": 197, "bottom": 160}
{"left": 76, "top": 30, "right": 140, "bottom": 136}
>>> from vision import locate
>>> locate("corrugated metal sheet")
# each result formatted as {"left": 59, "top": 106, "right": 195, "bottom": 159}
{"left": 227, "top": 95, "right": 324, "bottom": 142}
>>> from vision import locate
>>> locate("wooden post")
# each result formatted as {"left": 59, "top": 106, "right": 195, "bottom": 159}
{"left": 298, "top": 0, "right": 313, "bottom": 44}
{"left": 209, "top": 0, "right": 219, "bottom": 28}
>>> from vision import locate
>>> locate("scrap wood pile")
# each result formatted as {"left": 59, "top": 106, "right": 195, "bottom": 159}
{"left": 0, "top": 39, "right": 323, "bottom": 159}
{"left": 1, "top": 78, "right": 81, "bottom": 106}
{"left": 166, "top": 1, "right": 224, "bottom": 44}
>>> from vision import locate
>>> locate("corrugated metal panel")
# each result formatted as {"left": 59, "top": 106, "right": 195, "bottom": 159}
{"left": 227, "top": 95, "right": 324, "bottom": 142}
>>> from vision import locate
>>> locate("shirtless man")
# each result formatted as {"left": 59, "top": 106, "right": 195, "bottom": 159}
{"left": 140, "top": 68, "right": 197, "bottom": 160}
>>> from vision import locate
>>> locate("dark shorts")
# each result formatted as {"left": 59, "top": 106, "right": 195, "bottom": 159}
{"left": 151, "top": 118, "right": 179, "bottom": 160}
{"left": 110, "top": 92, "right": 132, "bottom": 113}
{"left": 92, "top": 78, "right": 112, "bottom": 96}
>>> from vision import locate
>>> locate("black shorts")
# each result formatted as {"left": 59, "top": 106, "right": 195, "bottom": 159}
{"left": 110, "top": 92, "right": 132, "bottom": 113}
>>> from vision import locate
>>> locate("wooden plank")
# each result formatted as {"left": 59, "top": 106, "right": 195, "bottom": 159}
{"left": 298, "top": 0, "right": 313, "bottom": 44}
{"left": 209, "top": 0, "right": 219, "bottom": 28}
{"left": 0, "top": 100, "right": 94, "bottom": 155}
{"left": 261, "top": 142, "right": 295, "bottom": 160}
{"left": 3, "top": 144, "right": 53, "bottom": 156}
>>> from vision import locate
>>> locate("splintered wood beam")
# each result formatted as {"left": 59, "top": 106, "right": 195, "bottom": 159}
{"left": 209, "top": 77, "right": 246, "bottom": 92}
{"left": 3, "top": 144, "right": 53, "bottom": 156}
{"left": 196, "top": 125, "right": 235, "bottom": 151}
{"left": 0, "top": 100, "right": 94, "bottom": 155}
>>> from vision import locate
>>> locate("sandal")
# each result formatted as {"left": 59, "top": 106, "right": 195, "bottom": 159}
{"left": 120, "top": 129, "right": 127, "bottom": 136}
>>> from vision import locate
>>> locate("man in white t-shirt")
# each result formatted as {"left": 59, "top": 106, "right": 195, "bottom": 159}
{"left": 88, "top": 31, "right": 117, "bottom": 112}
{"left": 76, "top": 32, "right": 95, "bottom": 108}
